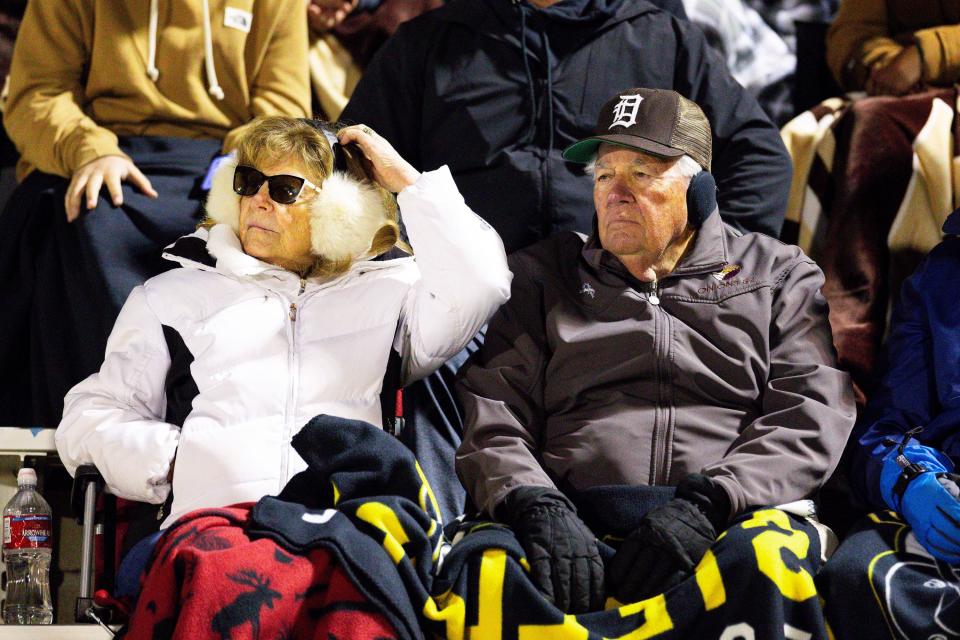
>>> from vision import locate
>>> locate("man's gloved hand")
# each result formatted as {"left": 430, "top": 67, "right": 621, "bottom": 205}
{"left": 608, "top": 474, "right": 729, "bottom": 603}
{"left": 499, "top": 486, "right": 604, "bottom": 613}
{"left": 880, "top": 441, "right": 960, "bottom": 562}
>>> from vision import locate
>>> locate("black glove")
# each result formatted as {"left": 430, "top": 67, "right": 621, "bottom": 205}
{"left": 499, "top": 486, "right": 605, "bottom": 613}
{"left": 608, "top": 474, "right": 729, "bottom": 603}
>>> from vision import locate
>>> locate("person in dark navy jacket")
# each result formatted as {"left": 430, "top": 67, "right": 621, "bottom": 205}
{"left": 341, "top": 0, "right": 792, "bottom": 250}
{"left": 819, "top": 207, "right": 960, "bottom": 640}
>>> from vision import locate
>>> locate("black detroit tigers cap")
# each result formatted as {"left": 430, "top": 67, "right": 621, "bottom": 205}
{"left": 563, "top": 88, "right": 712, "bottom": 171}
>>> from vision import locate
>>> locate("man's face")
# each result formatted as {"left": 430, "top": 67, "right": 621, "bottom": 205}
{"left": 593, "top": 144, "right": 690, "bottom": 261}
{"left": 238, "top": 157, "right": 315, "bottom": 272}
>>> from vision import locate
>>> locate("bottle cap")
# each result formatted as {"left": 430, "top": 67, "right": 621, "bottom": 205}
{"left": 16, "top": 468, "right": 37, "bottom": 486}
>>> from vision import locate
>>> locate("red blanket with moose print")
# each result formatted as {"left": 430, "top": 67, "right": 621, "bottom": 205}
{"left": 122, "top": 505, "right": 398, "bottom": 640}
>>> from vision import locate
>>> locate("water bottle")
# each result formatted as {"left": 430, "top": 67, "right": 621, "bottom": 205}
{"left": 2, "top": 468, "right": 53, "bottom": 625}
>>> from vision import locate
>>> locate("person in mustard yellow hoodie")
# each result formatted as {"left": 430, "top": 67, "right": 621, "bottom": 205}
{"left": 826, "top": 0, "right": 960, "bottom": 96}
{"left": 0, "top": 0, "right": 310, "bottom": 427}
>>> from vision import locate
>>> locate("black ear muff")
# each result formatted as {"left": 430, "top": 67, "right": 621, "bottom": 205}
{"left": 685, "top": 171, "right": 717, "bottom": 228}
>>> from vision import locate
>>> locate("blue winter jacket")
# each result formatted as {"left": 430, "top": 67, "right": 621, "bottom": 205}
{"left": 851, "top": 209, "right": 960, "bottom": 509}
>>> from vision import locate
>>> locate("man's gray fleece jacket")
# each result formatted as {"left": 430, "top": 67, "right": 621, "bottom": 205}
{"left": 456, "top": 210, "right": 857, "bottom": 518}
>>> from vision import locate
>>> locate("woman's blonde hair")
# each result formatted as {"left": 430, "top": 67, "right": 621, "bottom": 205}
{"left": 203, "top": 115, "right": 407, "bottom": 278}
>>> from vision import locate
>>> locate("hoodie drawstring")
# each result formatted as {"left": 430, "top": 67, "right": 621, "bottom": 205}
{"left": 147, "top": 0, "right": 160, "bottom": 81}
{"left": 515, "top": 1, "right": 538, "bottom": 146}
{"left": 513, "top": 1, "right": 558, "bottom": 238}
{"left": 202, "top": 0, "right": 225, "bottom": 100}
{"left": 542, "top": 31, "right": 555, "bottom": 158}
{"left": 541, "top": 28, "right": 555, "bottom": 239}
{"left": 146, "top": 0, "right": 225, "bottom": 101}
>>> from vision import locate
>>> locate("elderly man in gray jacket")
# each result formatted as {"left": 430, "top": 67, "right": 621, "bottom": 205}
{"left": 456, "top": 88, "right": 856, "bottom": 615}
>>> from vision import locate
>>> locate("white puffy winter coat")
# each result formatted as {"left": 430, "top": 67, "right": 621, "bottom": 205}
{"left": 56, "top": 167, "right": 511, "bottom": 528}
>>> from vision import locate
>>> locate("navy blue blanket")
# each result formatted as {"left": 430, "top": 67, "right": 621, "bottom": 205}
{"left": 250, "top": 414, "right": 832, "bottom": 639}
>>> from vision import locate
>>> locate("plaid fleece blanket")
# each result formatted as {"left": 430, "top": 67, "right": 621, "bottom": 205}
{"left": 781, "top": 89, "right": 960, "bottom": 403}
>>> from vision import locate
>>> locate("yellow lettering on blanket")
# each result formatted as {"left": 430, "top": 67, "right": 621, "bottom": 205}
{"left": 424, "top": 588, "right": 466, "bottom": 640}
{"left": 414, "top": 461, "right": 444, "bottom": 556}
{"left": 355, "top": 502, "right": 410, "bottom": 564}
{"left": 472, "top": 549, "right": 506, "bottom": 639}
{"left": 694, "top": 549, "right": 727, "bottom": 611}
{"left": 608, "top": 594, "right": 674, "bottom": 639}
{"left": 518, "top": 615, "right": 591, "bottom": 640}
{"left": 423, "top": 549, "right": 513, "bottom": 640}
{"left": 742, "top": 509, "right": 816, "bottom": 602}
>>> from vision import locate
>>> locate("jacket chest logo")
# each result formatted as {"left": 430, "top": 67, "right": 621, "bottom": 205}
{"left": 712, "top": 264, "right": 742, "bottom": 281}
{"left": 579, "top": 282, "right": 596, "bottom": 299}
{"left": 697, "top": 265, "right": 762, "bottom": 296}
{"left": 224, "top": 7, "right": 253, "bottom": 32}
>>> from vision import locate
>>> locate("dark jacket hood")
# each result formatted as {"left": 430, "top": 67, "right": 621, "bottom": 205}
{"left": 440, "top": 0, "right": 662, "bottom": 34}
{"left": 515, "top": 0, "right": 622, "bottom": 25}
{"left": 339, "top": 0, "right": 789, "bottom": 251}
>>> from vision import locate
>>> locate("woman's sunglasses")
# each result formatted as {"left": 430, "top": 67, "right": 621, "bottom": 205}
{"left": 233, "top": 165, "right": 322, "bottom": 205}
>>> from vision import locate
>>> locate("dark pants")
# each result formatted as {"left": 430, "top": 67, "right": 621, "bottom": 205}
{"left": 0, "top": 136, "right": 220, "bottom": 426}
{"left": 116, "top": 529, "right": 164, "bottom": 600}
{"left": 399, "top": 330, "right": 484, "bottom": 525}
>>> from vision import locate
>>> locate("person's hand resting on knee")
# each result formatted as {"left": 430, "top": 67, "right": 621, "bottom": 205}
{"left": 500, "top": 486, "right": 605, "bottom": 613}
{"left": 65, "top": 155, "right": 158, "bottom": 222}
{"left": 608, "top": 474, "right": 729, "bottom": 603}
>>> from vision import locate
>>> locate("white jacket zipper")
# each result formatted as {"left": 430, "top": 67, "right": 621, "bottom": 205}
{"left": 279, "top": 278, "right": 307, "bottom": 487}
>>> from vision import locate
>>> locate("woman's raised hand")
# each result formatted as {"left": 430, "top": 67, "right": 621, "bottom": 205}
{"left": 337, "top": 125, "right": 421, "bottom": 194}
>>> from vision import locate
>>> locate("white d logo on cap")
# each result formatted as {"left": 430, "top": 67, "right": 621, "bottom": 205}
{"left": 609, "top": 94, "right": 644, "bottom": 130}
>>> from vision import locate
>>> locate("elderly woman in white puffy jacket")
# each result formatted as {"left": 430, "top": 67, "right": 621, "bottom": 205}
{"left": 55, "top": 116, "right": 511, "bottom": 536}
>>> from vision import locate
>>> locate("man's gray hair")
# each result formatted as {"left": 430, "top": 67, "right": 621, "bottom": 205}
{"left": 584, "top": 153, "right": 702, "bottom": 179}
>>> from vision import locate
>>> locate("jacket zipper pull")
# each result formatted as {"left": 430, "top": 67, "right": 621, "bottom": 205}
{"left": 289, "top": 303, "right": 298, "bottom": 322}
{"left": 298, "top": 278, "right": 306, "bottom": 296}
{"left": 649, "top": 276, "right": 660, "bottom": 306}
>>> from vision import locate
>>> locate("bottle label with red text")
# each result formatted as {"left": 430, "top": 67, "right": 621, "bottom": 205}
{"left": 3, "top": 515, "right": 52, "bottom": 550}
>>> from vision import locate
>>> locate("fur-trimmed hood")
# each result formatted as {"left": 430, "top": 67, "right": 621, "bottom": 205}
{"left": 204, "top": 156, "right": 392, "bottom": 262}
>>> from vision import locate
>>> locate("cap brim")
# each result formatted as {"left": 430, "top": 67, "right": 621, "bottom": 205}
{"left": 562, "top": 134, "right": 686, "bottom": 163}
